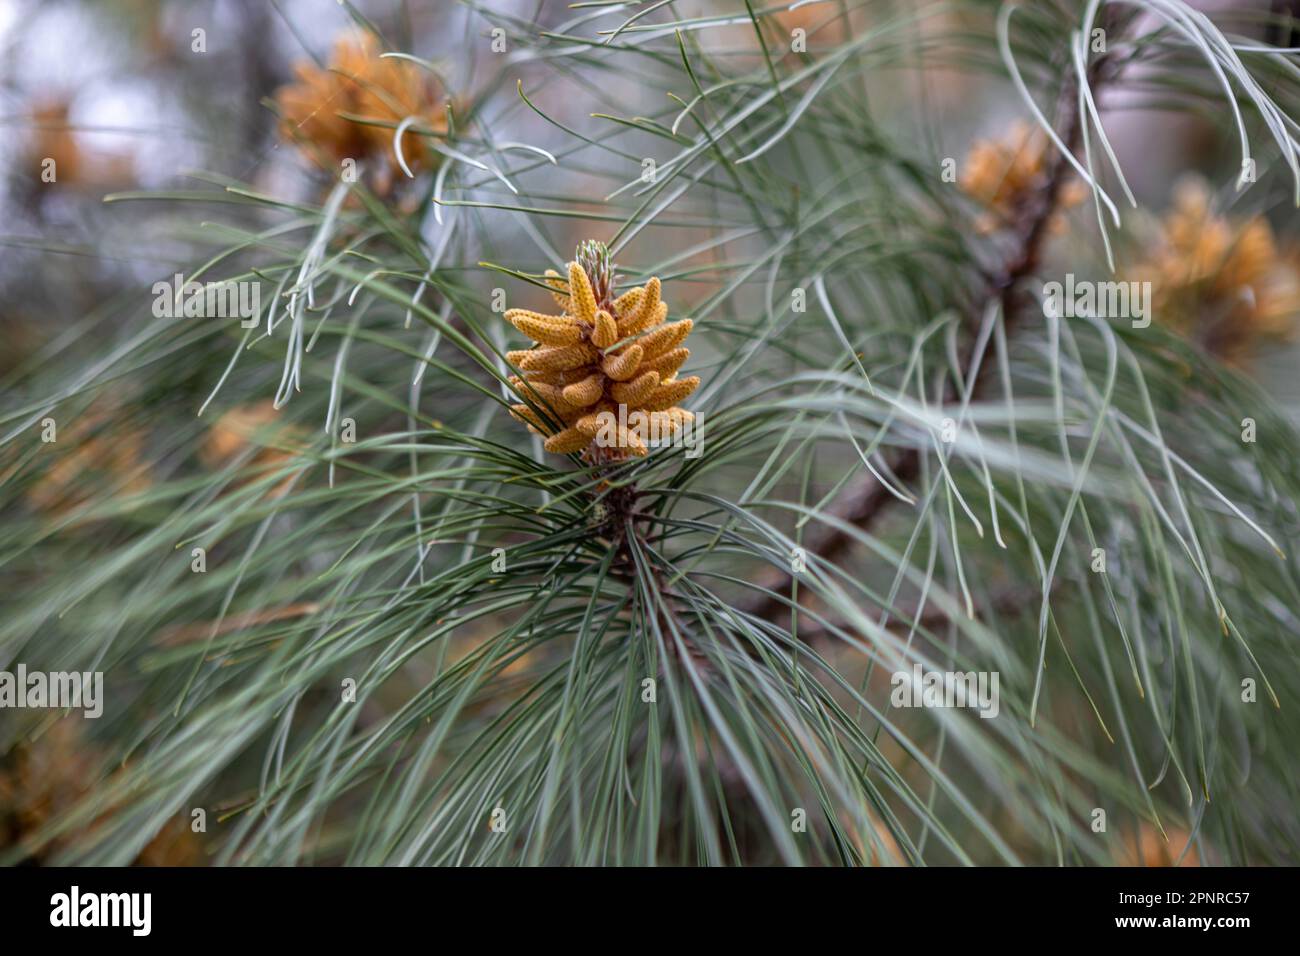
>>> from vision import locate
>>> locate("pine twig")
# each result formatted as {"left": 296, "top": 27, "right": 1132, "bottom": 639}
{"left": 744, "top": 20, "right": 1128, "bottom": 629}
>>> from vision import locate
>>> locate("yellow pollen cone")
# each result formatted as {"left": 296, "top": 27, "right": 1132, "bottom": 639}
{"left": 512, "top": 343, "right": 598, "bottom": 372}
{"left": 509, "top": 403, "right": 546, "bottom": 431}
{"left": 543, "top": 269, "right": 571, "bottom": 311}
{"left": 561, "top": 373, "right": 605, "bottom": 407}
{"left": 613, "top": 286, "right": 644, "bottom": 316}
{"left": 610, "top": 370, "right": 659, "bottom": 406}
{"left": 544, "top": 426, "right": 592, "bottom": 454}
{"left": 592, "top": 309, "right": 618, "bottom": 349}
{"left": 602, "top": 344, "right": 644, "bottom": 381}
{"left": 506, "top": 310, "right": 582, "bottom": 346}
{"left": 568, "top": 261, "right": 598, "bottom": 326}
{"left": 637, "top": 318, "right": 693, "bottom": 360}
{"left": 502, "top": 245, "right": 697, "bottom": 461}
{"left": 618, "top": 298, "right": 665, "bottom": 338}
{"left": 643, "top": 375, "right": 700, "bottom": 411}
{"left": 642, "top": 347, "right": 690, "bottom": 379}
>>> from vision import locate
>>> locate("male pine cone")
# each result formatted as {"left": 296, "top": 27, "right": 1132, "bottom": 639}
{"left": 505, "top": 243, "right": 698, "bottom": 459}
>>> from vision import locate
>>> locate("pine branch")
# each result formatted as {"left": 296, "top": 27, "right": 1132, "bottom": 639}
{"left": 744, "top": 14, "right": 1129, "bottom": 629}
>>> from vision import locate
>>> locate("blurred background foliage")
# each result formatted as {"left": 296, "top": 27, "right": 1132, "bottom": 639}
{"left": 2, "top": 0, "right": 1300, "bottom": 865}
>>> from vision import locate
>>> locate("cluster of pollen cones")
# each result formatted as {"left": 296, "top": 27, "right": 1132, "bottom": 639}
{"left": 505, "top": 247, "right": 698, "bottom": 460}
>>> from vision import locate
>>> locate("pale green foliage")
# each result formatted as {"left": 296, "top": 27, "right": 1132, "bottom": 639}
{"left": 2, "top": 0, "right": 1300, "bottom": 866}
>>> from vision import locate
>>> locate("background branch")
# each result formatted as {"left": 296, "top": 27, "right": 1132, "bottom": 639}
{"left": 744, "top": 13, "right": 1129, "bottom": 630}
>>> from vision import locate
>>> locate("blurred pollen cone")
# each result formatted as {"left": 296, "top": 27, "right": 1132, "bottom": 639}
{"left": 961, "top": 121, "right": 1087, "bottom": 233}
{"left": 275, "top": 31, "right": 448, "bottom": 193}
{"left": 0, "top": 720, "right": 203, "bottom": 865}
{"left": 201, "top": 400, "right": 306, "bottom": 497}
{"left": 23, "top": 405, "right": 151, "bottom": 519}
{"left": 1114, "top": 825, "right": 1202, "bottom": 867}
{"left": 1129, "top": 177, "right": 1300, "bottom": 364}
{"left": 26, "top": 98, "right": 135, "bottom": 190}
